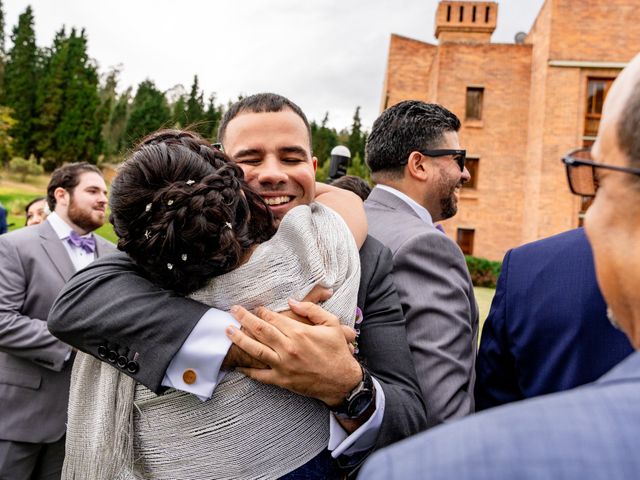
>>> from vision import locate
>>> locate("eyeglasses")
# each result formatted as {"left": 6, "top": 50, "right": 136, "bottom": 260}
{"left": 562, "top": 148, "right": 640, "bottom": 197}
{"left": 416, "top": 149, "right": 466, "bottom": 172}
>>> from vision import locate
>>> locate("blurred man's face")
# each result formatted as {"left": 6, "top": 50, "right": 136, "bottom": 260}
{"left": 585, "top": 58, "right": 640, "bottom": 346}
{"left": 222, "top": 109, "right": 317, "bottom": 226}
{"left": 56, "top": 172, "right": 108, "bottom": 234}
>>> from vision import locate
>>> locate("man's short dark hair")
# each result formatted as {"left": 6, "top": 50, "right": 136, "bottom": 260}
{"left": 365, "top": 101, "right": 460, "bottom": 179}
{"left": 618, "top": 76, "right": 640, "bottom": 172}
{"left": 330, "top": 175, "right": 372, "bottom": 201}
{"left": 217, "top": 93, "right": 312, "bottom": 151}
{"left": 46, "top": 162, "right": 102, "bottom": 211}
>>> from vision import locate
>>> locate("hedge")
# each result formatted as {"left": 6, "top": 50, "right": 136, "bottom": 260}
{"left": 465, "top": 255, "right": 502, "bottom": 289}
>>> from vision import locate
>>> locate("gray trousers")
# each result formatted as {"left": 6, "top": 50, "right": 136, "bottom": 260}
{"left": 0, "top": 437, "right": 65, "bottom": 480}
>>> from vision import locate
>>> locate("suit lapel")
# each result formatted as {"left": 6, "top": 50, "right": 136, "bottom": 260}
{"left": 39, "top": 221, "right": 76, "bottom": 282}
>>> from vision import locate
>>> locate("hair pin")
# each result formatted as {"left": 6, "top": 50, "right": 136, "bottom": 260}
{"left": 167, "top": 199, "right": 174, "bottom": 206}
{"left": 181, "top": 254, "right": 188, "bottom": 261}
{"left": 186, "top": 179, "right": 195, "bottom": 185}
{"left": 144, "top": 230, "right": 150, "bottom": 239}
{"left": 224, "top": 222, "right": 232, "bottom": 230}
{"left": 167, "top": 263, "right": 173, "bottom": 270}
{"left": 145, "top": 203, "right": 152, "bottom": 212}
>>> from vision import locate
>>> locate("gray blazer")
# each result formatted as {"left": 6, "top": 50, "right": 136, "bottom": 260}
{"left": 360, "top": 351, "right": 640, "bottom": 480}
{"left": 365, "top": 186, "right": 478, "bottom": 427}
{"left": 0, "top": 220, "right": 114, "bottom": 443}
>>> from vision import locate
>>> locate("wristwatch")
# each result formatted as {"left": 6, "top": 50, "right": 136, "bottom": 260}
{"left": 332, "top": 363, "right": 376, "bottom": 419}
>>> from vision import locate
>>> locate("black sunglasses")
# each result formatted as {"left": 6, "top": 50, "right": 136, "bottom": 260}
{"left": 416, "top": 149, "right": 466, "bottom": 172}
{"left": 562, "top": 148, "right": 640, "bottom": 197}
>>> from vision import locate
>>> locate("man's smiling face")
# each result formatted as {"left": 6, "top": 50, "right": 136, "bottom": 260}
{"left": 221, "top": 108, "right": 317, "bottom": 225}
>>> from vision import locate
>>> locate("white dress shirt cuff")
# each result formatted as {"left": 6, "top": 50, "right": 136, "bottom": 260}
{"left": 328, "top": 377, "right": 386, "bottom": 458}
{"left": 161, "top": 308, "right": 240, "bottom": 401}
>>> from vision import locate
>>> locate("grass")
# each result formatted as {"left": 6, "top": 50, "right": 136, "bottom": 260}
{"left": 475, "top": 286, "right": 496, "bottom": 341}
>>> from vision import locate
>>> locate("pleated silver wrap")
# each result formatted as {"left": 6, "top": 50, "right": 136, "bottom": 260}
{"left": 62, "top": 203, "right": 361, "bottom": 480}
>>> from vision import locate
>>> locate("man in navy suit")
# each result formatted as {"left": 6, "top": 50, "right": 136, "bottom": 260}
{"left": 359, "top": 52, "right": 640, "bottom": 479}
{"left": 475, "top": 227, "right": 633, "bottom": 410}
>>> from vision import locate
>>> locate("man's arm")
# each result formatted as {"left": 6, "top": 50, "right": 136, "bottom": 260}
{"left": 48, "top": 252, "right": 210, "bottom": 392}
{"left": 393, "top": 232, "right": 478, "bottom": 427}
{"left": 474, "top": 250, "right": 523, "bottom": 410}
{"left": 0, "top": 237, "right": 70, "bottom": 370}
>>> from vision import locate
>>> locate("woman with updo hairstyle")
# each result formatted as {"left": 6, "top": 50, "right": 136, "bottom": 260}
{"left": 109, "top": 129, "right": 276, "bottom": 295}
{"left": 64, "top": 130, "right": 364, "bottom": 479}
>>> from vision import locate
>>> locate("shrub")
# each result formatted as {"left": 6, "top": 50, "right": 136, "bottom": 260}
{"left": 465, "top": 255, "right": 502, "bottom": 288}
{"left": 9, "top": 155, "right": 44, "bottom": 182}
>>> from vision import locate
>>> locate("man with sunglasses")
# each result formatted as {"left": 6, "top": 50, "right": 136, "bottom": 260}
{"left": 364, "top": 100, "right": 478, "bottom": 427}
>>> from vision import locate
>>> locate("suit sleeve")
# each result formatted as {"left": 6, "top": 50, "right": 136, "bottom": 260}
{"left": 48, "top": 252, "right": 210, "bottom": 392}
{"left": 474, "top": 249, "right": 523, "bottom": 410}
{"left": 0, "top": 237, "right": 70, "bottom": 370}
{"left": 393, "top": 232, "right": 477, "bottom": 426}
{"left": 357, "top": 243, "right": 428, "bottom": 448}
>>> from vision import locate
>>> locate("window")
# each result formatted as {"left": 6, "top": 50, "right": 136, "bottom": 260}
{"left": 446, "top": 5, "right": 451, "bottom": 21}
{"left": 472, "top": 6, "right": 477, "bottom": 22}
{"left": 485, "top": 6, "right": 490, "bottom": 23}
{"left": 465, "top": 87, "right": 484, "bottom": 120}
{"left": 584, "top": 78, "right": 614, "bottom": 141}
{"left": 457, "top": 228, "right": 475, "bottom": 255}
{"left": 463, "top": 157, "right": 479, "bottom": 189}
{"left": 459, "top": 5, "right": 464, "bottom": 21}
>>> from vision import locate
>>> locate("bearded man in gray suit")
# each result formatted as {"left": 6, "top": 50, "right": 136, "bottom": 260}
{"left": 364, "top": 101, "right": 478, "bottom": 427}
{"left": 0, "top": 163, "right": 114, "bottom": 479}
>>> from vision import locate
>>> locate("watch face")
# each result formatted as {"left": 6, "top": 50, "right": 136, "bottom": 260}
{"left": 348, "top": 391, "right": 374, "bottom": 418}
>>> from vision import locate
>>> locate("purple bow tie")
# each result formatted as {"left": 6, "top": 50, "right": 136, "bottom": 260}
{"left": 435, "top": 224, "right": 446, "bottom": 234}
{"left": 67, "top": 230, "right": 96, "bottom": 253}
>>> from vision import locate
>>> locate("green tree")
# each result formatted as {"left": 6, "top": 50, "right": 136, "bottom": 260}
{"left": 9, "top": 154, "right": 43, "bottom": 182}
{"left": 3, "top": 6, "right": 39, "bottom": 157}
{"left": 0, "top": 105, "right": 16, "bottom": 165}
{"left": 124, "top": 80, "right": 170, "bottom": 147}
{"left": 203, "top": 93, "right": 223, "bottom": 141}
{"left": 96, "top": 66, "right": 119, "bottom": 160}
{"left": 0, "top": 0, "right": 7, "bottom": 100}
{"left": 172, "top": 94, "right": 186, "bottom": 127}
{"left": 104, "top": 87, "right": 130, "bottom": 160}
{"left": 346, "top": 152, "right": 371, "bottom": 183}
{"left": 185, "top": 75, "right": 205, "bottom": 132}
{"left": 311, "top": 113, "right": 338, "bottom": 168}
{"left": 347, "top": 106, "right": 366, "bottom": 163}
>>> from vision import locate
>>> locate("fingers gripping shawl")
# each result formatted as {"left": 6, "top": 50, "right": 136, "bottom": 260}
{"left": 63, "top": 203, "right": 361, "bottom": 480}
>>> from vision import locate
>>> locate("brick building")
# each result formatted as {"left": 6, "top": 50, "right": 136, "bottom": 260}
{"left": 381, "top": 0, "right": 640, "bottom": 260}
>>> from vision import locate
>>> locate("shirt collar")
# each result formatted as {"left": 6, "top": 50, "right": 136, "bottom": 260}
{"left": 376, "top": 184, "right": 434, "bottom": 226}
{"left": 47, "top": 212, "right": 92, "bottom": 240}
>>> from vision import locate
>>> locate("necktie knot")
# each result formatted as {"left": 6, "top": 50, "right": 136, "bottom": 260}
{"left": 67, "top": 230, "right": 96, "bottom": 253}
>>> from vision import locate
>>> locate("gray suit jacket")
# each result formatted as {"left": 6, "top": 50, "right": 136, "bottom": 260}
{"left": 48, "top": 235, "right": 428, "bottom": 460}
{"left": 0, "top": 220, "right": 114, "bottom": 443}
{"left": 360, "top": 350, "right": 640, "bottom": 480}
{"left": 365, "top": 187, "right": 478, "bottom": 427}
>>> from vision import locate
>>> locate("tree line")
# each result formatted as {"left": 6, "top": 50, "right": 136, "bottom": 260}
{"left": 0, "top": 3, "right": 369, "bottom": 181}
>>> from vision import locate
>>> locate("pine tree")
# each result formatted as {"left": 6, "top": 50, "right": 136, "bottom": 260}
{"left": 96, "top": 66, "right": 119, "bottom": 160}
{"left": 203, "top": 93, "right": 223, "bottom": 141}
{"left": 185, "top": 75, "right": 205, "bottom": 134}
{"left": 347, "top": 106, "right": 366, "bottom": 163}
{"left": 124, "top": 80, "right": 170, "bottom": 147}
{"left": 0, "top": 0, "right": 7, "bottom": 100}
{"left": 346, "top": 152, "right": 371, "bottom": 183}
{"left": 105, "top": 87, "right": 130, "bottom": 159}
{"left": 311, "top": 112, "right": 338, "bottom": 168}
{"left": 4, "top": 6, "right": 39, "bottom": 157}
{"left": 172, "top": 94, "right": 186, "bottom": 127}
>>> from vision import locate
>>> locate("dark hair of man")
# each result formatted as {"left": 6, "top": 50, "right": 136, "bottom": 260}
{"left": 330, "top": 175, "right": 372, "bottom": 201}
{"left": 217, "top": 93, "right": 313, "bottom": 151}
{"left": 110, "top": 129, "right": 277, "bottom": 294}
{"left": 46, "top": 163, "right": 103, "bottom": 211}
{"left": 618, "top": 76, "right": 640, "bottom": 173}
{"left": 365, "top": 101, "right": 461, "bottom": 181}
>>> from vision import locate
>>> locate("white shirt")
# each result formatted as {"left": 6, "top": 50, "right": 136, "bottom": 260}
{"left": 47, "top": 212, "right": 96, "bottom": 271}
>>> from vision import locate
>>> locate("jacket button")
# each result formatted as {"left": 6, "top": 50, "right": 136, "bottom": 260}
{"left": 126, "top": 361, "right": 139, "bottom": 374}
{"left": 107, "top": 350, "right": 118, "bottom": 363}
{"left": 182, "top": 369, "right": 197, "bottom": 385}
{"left": 116, "top": 356, "right": 128, "bottom": 368}
{"left": 97, "top": 346, "right": 108, "bottom": 358}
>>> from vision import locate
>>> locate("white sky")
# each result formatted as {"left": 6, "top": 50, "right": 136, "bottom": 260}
{"left": 4, "top": 0, "right": 546, "bottom": 131}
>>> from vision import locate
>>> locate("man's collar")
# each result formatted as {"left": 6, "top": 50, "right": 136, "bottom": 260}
{"left": 47, "top": 212, "right": 92, "bottom": 239}
{"left": 375, "top": 185, "right": 433, "bottom": 225}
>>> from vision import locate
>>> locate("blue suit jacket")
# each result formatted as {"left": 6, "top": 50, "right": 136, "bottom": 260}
{"left": 360, "top": 350, "right": 640, "bottom": 479}
{"left": 475, "top": 228, "right": 632, "bottom": 410}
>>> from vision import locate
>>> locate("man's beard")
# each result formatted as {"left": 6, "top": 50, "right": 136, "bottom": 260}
{"left": 439, "top": 184, "right": 458, "bottom": 220}
{"left": 68, "top": 196, "right": 104, "bottom": 232}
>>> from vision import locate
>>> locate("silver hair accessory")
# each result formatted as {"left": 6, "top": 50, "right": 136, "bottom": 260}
{"left": 181, "top": 254, "right": 188, "bottom": 261}
{"left": 167, "top": 263, "right": 173, "bottom": 270}
{"left": 167, "top": 200, "right": 174, "bottom": 206}
{"left": 145, "top": 203, "right": 152, "bottom": 212}
{"left": 186, "top": 180, "right": 195, "bottom": 185}
{"left": 224, "top": 222, "right": 232, "bottom": 230}
{"left": 144, "top": 230, "right": 150, "bottom": 239}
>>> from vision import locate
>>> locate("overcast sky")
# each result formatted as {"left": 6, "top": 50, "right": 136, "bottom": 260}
{"left": 4, "top": 0, "right": 545, "bottom": 131}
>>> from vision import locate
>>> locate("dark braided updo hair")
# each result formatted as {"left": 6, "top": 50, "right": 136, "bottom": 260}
{"left": 110, "top": 129, "right": 276, "bottom": 294}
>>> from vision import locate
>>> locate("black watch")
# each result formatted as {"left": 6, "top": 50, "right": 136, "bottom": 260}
{"left": 332, "top": 364, "right": 375, "bottom": 419}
